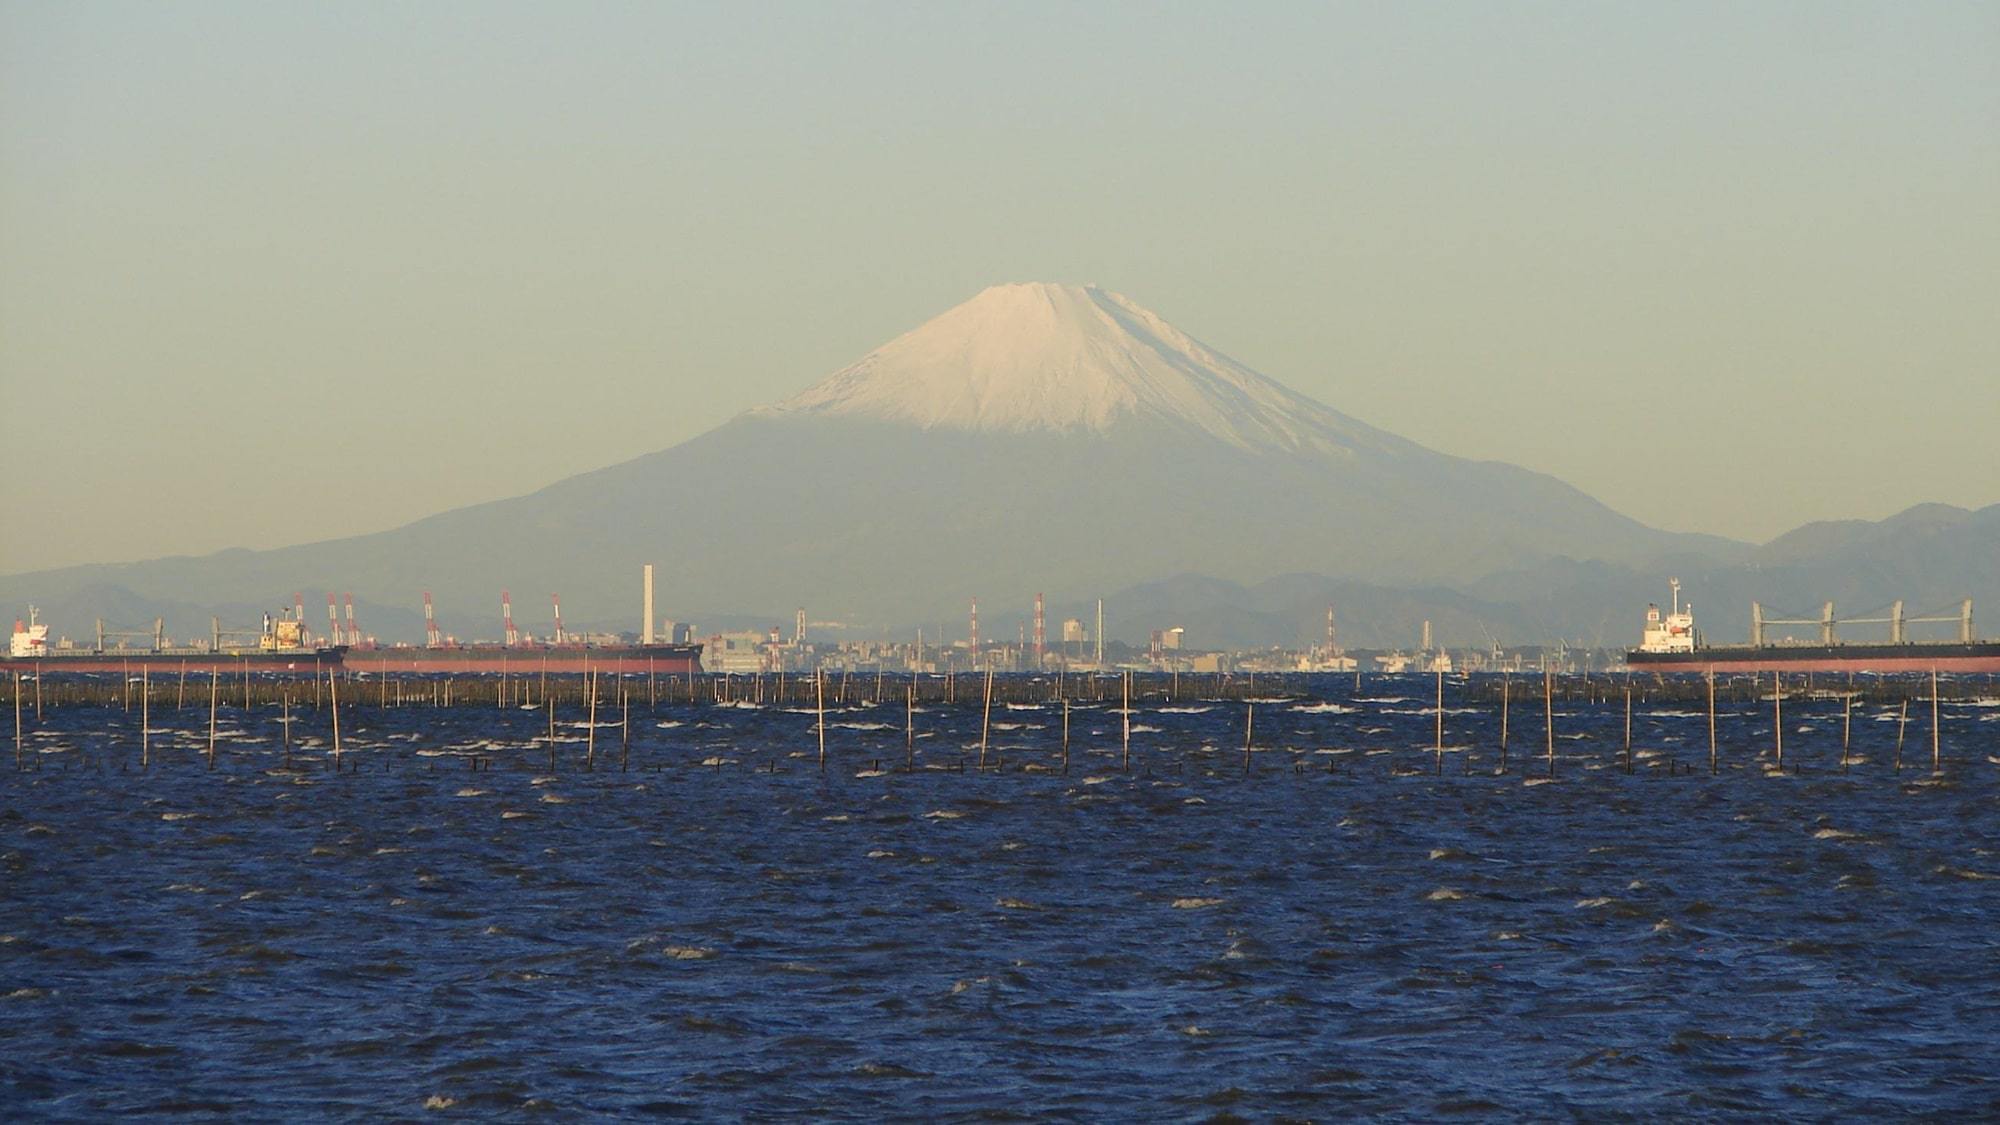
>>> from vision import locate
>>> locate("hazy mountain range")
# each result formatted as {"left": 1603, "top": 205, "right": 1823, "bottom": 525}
{"left": 4, "top": 283, "right": 1991, "bottom": 651}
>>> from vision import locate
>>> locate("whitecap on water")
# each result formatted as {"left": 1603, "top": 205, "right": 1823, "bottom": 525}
{"left": 1171, "top": 897, "right": 1224, "bottom": 909}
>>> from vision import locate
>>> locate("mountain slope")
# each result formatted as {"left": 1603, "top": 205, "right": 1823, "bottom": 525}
{"left": 2, "top": 282, "right": 1752, "bottom": 640}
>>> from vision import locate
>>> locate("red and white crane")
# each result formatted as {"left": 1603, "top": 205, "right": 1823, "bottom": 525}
{"left": 502, "top": 590, "right": 519, "bottom": 647}
{"left": 423, "top": 591, "right": 441, "bottom": 648}
{"left": 551, "top": 593, "right": 564, "bottom": 644}
{"left": 344, "top": 594, "right": 359, "bottom": 647}
{"left": 1033, "top": 592, "right": 1045, "bottom": 668}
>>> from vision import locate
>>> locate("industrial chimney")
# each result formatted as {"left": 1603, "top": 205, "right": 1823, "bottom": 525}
{"left": 643, "top": 564, "right": 655, "bottom": 645}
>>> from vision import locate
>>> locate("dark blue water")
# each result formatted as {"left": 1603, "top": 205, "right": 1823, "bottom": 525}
{"left": 4, "top": 676, "right": 1998, "bottom": 1119}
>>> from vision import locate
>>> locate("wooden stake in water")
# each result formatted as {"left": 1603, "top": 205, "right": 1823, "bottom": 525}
{"left": 586, "top": 671, "right": 598, "bottom": 771}
{"left": 1121, "top": 671, "right": 1131, "bottom": 772}
{"left": 1061, "top": 696, "right": 1070, "bottom": 776}
{"left": 978, "top": 665, "right": 993, "bottom": 771}
{"left": 1432, "top": 664, "right": 1448, "bottom": 768}
{"left": 14, "top": 672, "right": 23, "bottom": 771}
{"left": 1894, "top": 697, "right": 1908, "bottom": 772}
{"left": 330, "top": 669, "right": 343, "bottom": 770}
{"left": 1706, "top": 670, "right": 1717, "bottom": 776}
{"left": 1623, "top": 684, "right": 1633, "bottom": 775}
{"left": 1773, "top": 673, "right": 1783, "bottom": 772}
{"left": 1544, "top": 672, "right": 1555, "bottom": 780}
{"left": 1244, "top": 701, "right": 1255, "bottom": 778}
{"left": 281, "top": 689, "right": 290, "bottom": 766}
{"left": 178, "top": 661, "right": 188, "bottom": 710}
{"left": 621, "top": 688, "right": 631, "bottom": 773}
{"left": 906, "top": 679, "right": 916, "bottom": 772}
{"left": 1841, "top": 692, "right": 1852, "bottom": 773}
{"left": 1499, "top": 674, "right": 1510, "bottom": 774}
{"left": 1930, "top": 668, "right": 1941, "bottom": 775}
{"left": 142, "top": 666, "right": 151, "bottom": 769}
{"left": 816, "top": 667, "right": 827, "bottom": 773}
{"left": 207, "top": 670, "right": 219, "bottom": 770}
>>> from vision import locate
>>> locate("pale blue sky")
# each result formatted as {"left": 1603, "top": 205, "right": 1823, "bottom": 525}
{"left": 4, "top": 1, "right": 1996, "bottom": 573}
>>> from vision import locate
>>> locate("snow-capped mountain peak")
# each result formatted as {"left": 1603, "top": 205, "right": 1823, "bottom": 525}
{"left": 755, "top": 282, "right": 1397, "bottom": 455}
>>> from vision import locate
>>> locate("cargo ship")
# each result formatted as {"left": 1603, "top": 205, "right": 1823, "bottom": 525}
{"left": 346, "top": 638, "right": 703, "bottom": 677}
{"left": 5, "top": 606, "right": 346, "bottom": 676}
{"left": 1625, "top": 580, "right": 2000, "bottom": 674}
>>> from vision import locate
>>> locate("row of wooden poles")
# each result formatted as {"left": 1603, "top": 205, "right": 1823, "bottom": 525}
{"left": 3, "top": 661, "right": 1983, "bottom": 713}
{"left": 9, "top": 665, "right": 1965, "bottom": 778}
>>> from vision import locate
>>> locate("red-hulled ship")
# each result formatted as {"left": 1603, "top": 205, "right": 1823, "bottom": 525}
{"left": 345, "top": 642, "right": 702, "bottom": 677}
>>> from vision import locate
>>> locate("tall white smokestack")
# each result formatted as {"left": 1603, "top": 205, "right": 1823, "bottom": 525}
{"left": 643, "top": 564, "right": 655, "bottom": 645}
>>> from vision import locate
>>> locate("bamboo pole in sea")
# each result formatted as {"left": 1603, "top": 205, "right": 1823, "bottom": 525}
{"left": 905, "top": 679, "right": 916, "bottom": 772}
{"left": 207, "top": 670, "right": 218, "bottom": 770}
{"left": 1433, "top": 669, "right": 1444, "bottom": 777}
{"left": 1623, "top": 684, "right": 1633, "bottom": 775}
{"left": 585, "top": 671, "right": 598, "bottom": 772}
{"left": 330, "top": 668, "right": 343, "bottom": 770}
{"left": 1543, "top": 671, "right": 1555, "bottom": 780}
{"left": 1706, "top": 670, "right": 1717, "bottom": 776}
{"left": 1773, "top": 673, "right": 1784, "bottom": 773}
{"left": 1061, "top": 696, "right": 1070, "bottom": 776}
{"left": 1895, "top": 698, "right": 1908, "bottom": 772}
{"left": 816, "top": 667, "right": 827, "bottom": 773}
{"left": 1930, "top": 668, "right": 1941, "bottom": 775}
{"left": 620, "top": 688, "right": 630, "bottom": 773}
{"left": 141, "top": 666, "right": 150, "bottom": 769}
{"left": 1841, "top": 692, "right": 1852, "bottom": 773}
{"left": 14, "top": 672, "right": 23, "bottom": 771}
{"left": 1499, "top": 674, "right": 1510, "bottom": 774}
{"left": 1243, "top": 700, "right": 1255, "bottom": 778}
{"left": 1121, "top": 671, "right": 1132, "bottom": 772}
{"left": 978, "top": 666, "right": 993, "bottom": 772}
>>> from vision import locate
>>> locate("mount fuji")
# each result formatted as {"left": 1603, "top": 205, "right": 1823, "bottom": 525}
{"left": 3, "top": 283, "right": 1748, "bottom": 643}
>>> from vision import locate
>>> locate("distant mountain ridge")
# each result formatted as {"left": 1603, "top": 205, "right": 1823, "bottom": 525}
{"left": 4, "top": 283, "right": 1980, "bottom": 650}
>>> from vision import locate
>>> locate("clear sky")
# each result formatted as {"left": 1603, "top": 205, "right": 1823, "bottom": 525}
{"left": 4, "top": 1, "right": 1996, "bottom": 574}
